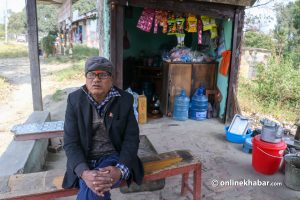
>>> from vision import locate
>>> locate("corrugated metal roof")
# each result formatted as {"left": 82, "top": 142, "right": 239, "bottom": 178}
{"left": 38, "top": 0, "right": 257, "bottom": 7}
{"left": 191, "top": 0, "right": 257, "bottom": 7}
{"left": 37, "top": 0, "right": 79, "bottom": 5}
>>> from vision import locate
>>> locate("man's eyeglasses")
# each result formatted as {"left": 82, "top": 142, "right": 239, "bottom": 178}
{"left": 86, "top": 72, "right": 111, "bottom": 80}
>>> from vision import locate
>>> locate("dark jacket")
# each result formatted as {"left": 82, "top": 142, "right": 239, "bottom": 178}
{"left": 62, "top": 86, "right": 144, "bottom": 188}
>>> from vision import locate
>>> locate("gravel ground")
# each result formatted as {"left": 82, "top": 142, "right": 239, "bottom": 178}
{"left": 0, "top": 57, "right": 84, "bottom": 157}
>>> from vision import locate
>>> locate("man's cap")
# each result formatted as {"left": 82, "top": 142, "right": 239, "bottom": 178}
{"left": 85, "top": 56, "right": 113, "bottom": 75}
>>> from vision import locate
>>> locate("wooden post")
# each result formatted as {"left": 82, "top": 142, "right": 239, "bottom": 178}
{"left": 97, "top": 0, "right": 104, "bottom": 56}
{"left": 110, "top": 2, "right": 124, "bottom": 88}
{"left": 26, "top": 0, "right": 43, "bottom": 111}
{"left": 225, "top": 8, "right": 244, "bottom": 123}
{"left": 295, "top": 122, "right": 300, "bottom": 141}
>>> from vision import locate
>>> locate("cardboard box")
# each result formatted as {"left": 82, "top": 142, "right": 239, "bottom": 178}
{"left": 138, "top": 95, "right": 147, "bottom": 124}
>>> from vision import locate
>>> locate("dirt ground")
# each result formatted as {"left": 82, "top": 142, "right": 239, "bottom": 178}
{"left": 0, "top": 57, "right": 84, "bottom": 156}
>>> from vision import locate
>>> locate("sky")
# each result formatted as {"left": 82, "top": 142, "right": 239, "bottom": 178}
{"left": 246, "top": 0, "right": 296, "bottom": 32}
{"left": 0, "top": 0, "right": 25, "bottom": 24}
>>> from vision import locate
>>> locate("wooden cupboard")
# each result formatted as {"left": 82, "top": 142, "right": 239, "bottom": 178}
{"left": 161, "top": 62, "right": 218, "bottom": 115}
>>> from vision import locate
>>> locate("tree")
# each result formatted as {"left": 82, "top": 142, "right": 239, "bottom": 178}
{"left": 244, "top": 13, "right": 273, "bottom": 32}
{"left": 7, "top": 4, "right": 58, "bottom": 38}
{"left": 274, "top": 1, "right": 300, "bottom": 68}
{"left": 37, "top": 4, "right": 59, "bottom": 37}
{"left": 292, "top": 0, "right": 300, "bottom": 34}
{"left": 8, "top": 11, "right": 27, "bottom": 34}
{"left": 243, "top": 31, "right": 275, "bottom": 50}
{"left": 73, "top": 0, "right": 96, "bottom": 15}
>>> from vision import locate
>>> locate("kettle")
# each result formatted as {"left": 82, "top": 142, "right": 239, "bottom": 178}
{"left": 260, "top": 118, "right": 284, "bottom": 143}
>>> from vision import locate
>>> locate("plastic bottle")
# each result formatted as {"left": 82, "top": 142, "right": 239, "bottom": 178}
{"left": 173, "top": 89, "right": 190, "bottom": 121}
{"left": 189, "top": 87, "right": 208, "bottom": 120}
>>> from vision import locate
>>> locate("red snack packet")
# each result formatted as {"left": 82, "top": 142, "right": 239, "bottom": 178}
{"left": 137, "top": 8, "right": 155, "bottom": 32}
{"left": 198, "top": 17, "right": 203, "bottom": 44}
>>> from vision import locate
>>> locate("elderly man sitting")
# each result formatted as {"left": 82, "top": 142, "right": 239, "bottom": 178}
{"left": 62, "top": 56, "right": 144, "bottom": 200}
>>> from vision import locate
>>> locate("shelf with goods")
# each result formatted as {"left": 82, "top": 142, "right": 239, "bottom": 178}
{"left": 161, "top": 62, "right": 218, "bottom": 116}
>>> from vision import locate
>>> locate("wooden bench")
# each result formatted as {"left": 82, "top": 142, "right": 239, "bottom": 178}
{"left": 1, "top": 150, "right": 201, "bottom": 200}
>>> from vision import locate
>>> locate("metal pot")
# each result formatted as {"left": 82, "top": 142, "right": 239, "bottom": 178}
{"left": 260, "top": 118, "right": 284, "bottom": 143}
{"left": 284, "top": 153, "right": 300, "bottom": 191}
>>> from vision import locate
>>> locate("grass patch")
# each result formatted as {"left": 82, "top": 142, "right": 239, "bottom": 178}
{"left": 52, "top": 89, "right": 64, "bottom": 102}
{"left": 237, "top": 77, "right": 298, "bottom": 123}
{"left": 53, "top": 60, "right": 84, "bottom": 81}
{"left": 41, "top": 55, "right": 72, "bottom": 64}
{"left": 72, "top": 45, "right": 99, "bottom": 60}
{"left": 42, "top": 44, "right": 99, "bottom": 64}
{"left": 49, "top": 45, "right": 98, "bottom": 81}
{"left": 0, "top": 42, "right": 28, "bottom": 58}
{"left": 0, "top": 76, "right": 10, "bottom": 101}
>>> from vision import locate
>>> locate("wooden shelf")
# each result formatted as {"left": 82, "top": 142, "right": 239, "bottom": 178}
{"left": 161, "top": 62, "right": 218, "bottom": 115}
{"left": 136, "top": 66, "right": 162, "bottom": 71}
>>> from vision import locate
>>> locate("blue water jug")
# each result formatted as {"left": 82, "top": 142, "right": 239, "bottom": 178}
{"left": 189, "top": 87, "right": 208, "bottom": 120}
{"left": 173, "top": 89, "right": 190, "bottom": 121}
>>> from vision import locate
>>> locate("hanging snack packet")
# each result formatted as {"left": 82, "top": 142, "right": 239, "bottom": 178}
{"left": 159, "top": 11, "right": 168, "bottom": 33}
{"left": 186, "top": 15, "right": 197, "bottom": 32}
{"left": 211, "top": 26, "right": 218, "bottom": 39}
{"left": 167, "top": 13, "right": 177, "bottom": 35}
{"left": 137, "top": 8, "right": 155, "bottom": 32}
{"left": 201, "top": 16, "right": 216, "bottom": 31}
{"left": 201, "top": 16, "right": 211, "bottom": 31}
{"left": 200, "top": 16, "right": 218, "bottom": 39}
{"left": 176, "top": 17, "right": 185, "bottom": 36}
{"left": 198, "top": 17, "right": 203, "bottom": 44}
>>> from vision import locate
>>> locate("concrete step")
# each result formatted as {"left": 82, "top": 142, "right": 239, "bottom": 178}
{"left": 0, "top": 111, "right": 50, "bottom": 176}
{"left": 43, "top": 149, "right": 67, "bottom": 171}
{"left": 45, "top": 151, "right": 66, "bottom": 162}
{"left": 44, "top": 160, "right": 66, "bottom": 171}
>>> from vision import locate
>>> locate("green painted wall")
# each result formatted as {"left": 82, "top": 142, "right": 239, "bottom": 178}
{"left": 124, "top": 7, "right": 177, "bottom": 58}
{"left": 217, "top": 20, "right": 233, "bottom": 119}
{"left": 103, "top": 0, "right": 110, "bottom": 58}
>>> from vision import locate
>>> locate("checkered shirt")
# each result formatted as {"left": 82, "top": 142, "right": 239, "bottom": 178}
{"left": 81, "top": 85, "right": 130, "bottom": 180}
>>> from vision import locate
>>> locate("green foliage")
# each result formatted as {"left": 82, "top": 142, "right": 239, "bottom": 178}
{"left": 52, "top": 89, "right": 64, "bottom": 102}
{"left": 254, "top": 57, "right": 300, "bottom": 111}
{"left": 43, "top": 55, "right": 71, "bottom": 64}
{"left": 72, "top": 45, "right": 99, "bottom": 60}
{"left": 8, "top": 11, "right": 27, "bottom": 34}
{"left": 73, "top": 0, "right": 96, "bottom": 15}
{"left": 54, "top": 61, "right": 84, "bottom": 81}
{"left": 254, "top": 57, "right": 300, "bottom": 108}
{"left": 274, "top": 1, "right": 300, "bottom": 68}
{"left": 244, "top": 13, "right": 274, "bottom": 32}
{"left": 238, "top": 56, "right": 300, "bottom": 122}
{"left": 47, "top": 45, "right": 98, "bottom": 81}
{"left": 244, "top": 31, "right": 275, "bottom": 50}
{"left": 37, "top": 4, "right": 59, "bottom": 37}
{"left": 43, "top": 45, "right": 99, "bottom": 64}
{"left": 292, "top": 0, "right": 300, "bottom": 33}
{"left": 0, "top": 42, "right": 28, "bottom": 58}
{"left": 41, "top": 34, "right": 55, "bottom": 56}
{"left": 7, "top": 5, "right": 58, "bottom": 38}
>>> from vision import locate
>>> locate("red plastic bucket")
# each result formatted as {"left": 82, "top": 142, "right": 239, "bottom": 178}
{"left": 252, "top": 135, "right": 287, "bottom": 175}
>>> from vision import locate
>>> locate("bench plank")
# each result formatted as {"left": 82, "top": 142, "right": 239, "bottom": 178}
{"left": 11, "top": 121, "right": 64, "bottom": 141}
{"left": 1, "top": 151, "right": 201, "bottom": 200}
